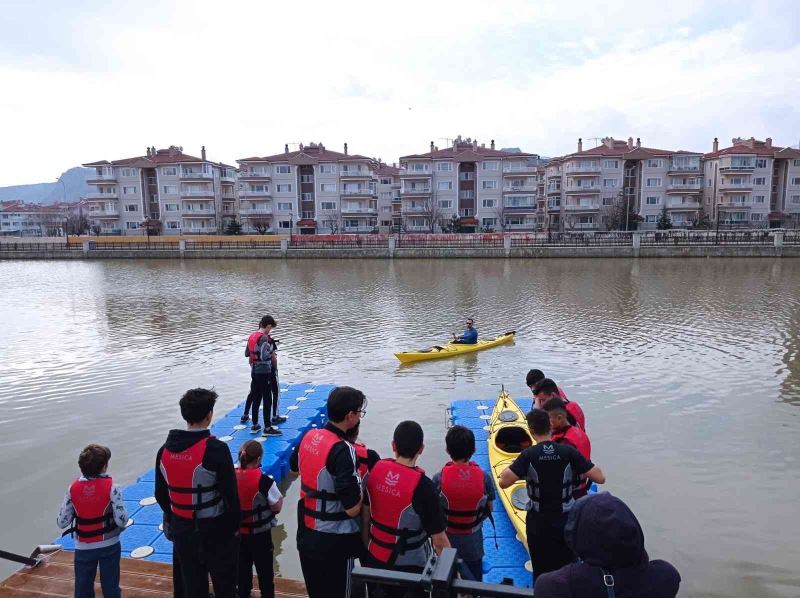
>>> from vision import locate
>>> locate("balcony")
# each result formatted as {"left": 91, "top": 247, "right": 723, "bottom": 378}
{"left": 720, "top": 163, "right": 755, "bottom": 172}
{"left": 719, "top": 182, "right": 753, "bottom": 192}
{"left": 564, "top": 164, "right": 601, "bottom": 175}
{"left": 667, "top": 199, "right": 701, "bottom": 209}
{"left": 667, "top": 182, "right": 703, "bottom": 193}
{"left": 180, "top": 170, "right": 213, "bottom": 180}
{"left": 402, "top": 206, "right": 429, "bottom": 214}
{"left": 239, "top": 171, "right": 271, "bottom": 180}
{"left": 343, "top": 226, "right": 375, "bottom": 233}
{"left": 240, "top": 189, "right": 271, "bottom": 197}
{"left": 503, "top": 204, "right": 536, "bottom": 212}
{"left": 547, "top": 187, "right": 562, "bottom": 195}
{"left": 502, "top": 165, "right": 537, "bottom": 174}
{"left": 221, "top": 195, "right": 236, "bottom": 201}
{"left": 86, "top": 192, "right": 118, "bottom": 199}
{"left": 87, "top": 210, "right": 119, "bottom": 218}
{"left": 401, "top": 187, "right": 432, "bottom": 196}
{"left": 88, "top": 172, "right": 116, "bottom": 182}
{"left": 339, "top": 170, "right": 374, "bottom": 178}
{"left": 400, "top": 170, "right": 432, "bottom": 178}
{"left": 668, "top": 164, "right": 701, "bottom": 174}
{"left": 341, "top": 189, "right": 374, "bottom": 196}
{"left": 241, "top": 209, "right": 273, "bottom": 216}
{"left": 182, "top": 226, "right": 218, "bottom": 233}
{"left": 182, "top": 210, "right": 216, "bottom": 216}
{"left": 503, "top": 185, "right": 536, "bottom": 192}
{"left": 181, "top": 190, "right": 215, "bottom": 198}
{"left": 565, "top": 186, "right": 600, "bottom": 194}
{"left": 458, "top": 209, "right": 475, "bottom": 217}
{"left": 718, "top": 200, "right": 752, "bottom": 208}
{"left": 505, "top": 222, "right": 537, "bottom": 230}
{"left": 565, "top": 202, "right": 600, "bottom": 211}
{"left": 341, "top": 206, "right": 377, "bottom": 214}
{"left": 220, "top": 174, "right": 236, "bottom": 183}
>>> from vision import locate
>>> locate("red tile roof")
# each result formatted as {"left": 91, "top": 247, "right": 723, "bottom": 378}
{"left": 84, "top": 147, "right": 214, "bottom": 168}
{"left": 401, "top": 142, "right": 536, "bottom": 160}
{"left": 705, "top": 143, "right": 786, "bottom": 158}
{"left": 1, "top": 201, "right": 68, "bottom": 214}
{"left": 375, "top": 164, "right": 400, "bottom": 176}
{"left": 238, "top": 144, "right": 373, "bottom": 164}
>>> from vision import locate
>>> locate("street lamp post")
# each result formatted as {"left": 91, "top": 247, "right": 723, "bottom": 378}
{"left": 57, "top": 176, "right": 67, "bottom": 239}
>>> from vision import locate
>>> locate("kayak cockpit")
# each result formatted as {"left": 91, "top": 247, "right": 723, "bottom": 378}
{"left": 494, "top": 426, "right": 532, "bottom": 454}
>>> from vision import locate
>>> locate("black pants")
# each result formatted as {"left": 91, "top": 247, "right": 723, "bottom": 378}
{"left": 362, "top": 554, "right": 425, "bottom": 598}
{"left": 173, "top": 530, "right": 239, "bottom": 598}
{"left": 526, "top": 512, "right": 573, "bottom": 582}
{"left": 238, "top": 532, "right": 274, "bottom": 598}
{"left": 299, "top": 550, "right": 354, "bottom": 598}
{"left": 270, "top": 369, "right": 279, "bottom": 418}
{"left": 245, "top": 371, "right": 273, "bottom": 426}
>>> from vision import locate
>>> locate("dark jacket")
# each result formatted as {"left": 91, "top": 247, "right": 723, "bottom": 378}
{"left": 534, "top": 492, "right": 680, "bottom": 598}
{"left": 155, "top": 429, "right": 241, "bottom": 538}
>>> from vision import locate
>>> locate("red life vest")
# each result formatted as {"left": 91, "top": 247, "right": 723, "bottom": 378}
{"left": 236, "top": 467, "right": 276, "bottom": 535}
{"left": 298, "top": 428, "right": 358, "bottom": 534}
{"left": 353, "top": 441, "right": 369, "bottom": 479}
{"left": 565, "top": 400, "right": 586, "bottom": 431}
{"left": 247, "top": 331, "right": 265, "bottom": 365}
{"left": 366, "top": 459, "right": 429, "bottom": 567}
{"left": 439, "top": 461, "right": 488, "bottom": 535}
{"left": 159, "top": 437, "right": 223, "bottom": 520}
{"left": 68, "top": 477, "right": 120, "bottom": 544}
{"left": 553, "top": 425, "right": 591, "bottom": 460}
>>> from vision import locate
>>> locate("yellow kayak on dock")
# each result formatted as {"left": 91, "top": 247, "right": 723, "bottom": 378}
{"left": 394, "top": 332, "right": 515, "bottom": 363}
{"left": 489, "top": 388, "right": 534, "bottom": 549}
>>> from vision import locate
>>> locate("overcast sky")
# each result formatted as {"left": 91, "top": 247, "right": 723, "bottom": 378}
{"left": 0, "top": 0, "right": 798, "bottom": 186}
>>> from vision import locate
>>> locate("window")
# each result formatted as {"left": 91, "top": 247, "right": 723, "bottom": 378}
{"left": 438, "top": 200, "right": 453, "bottom": 209}
{"left": 458, "top": 172, "right": 475, "bottom": 181}
{"left": 646, "top": 196, "right": 660, "bottom": 205}
{"left": 124, "top": 204, "right": 138, "bottom": 212}
{"left": 755, "top": 159, "right": 767, "bottom": 168}
{"left": 277, "top": 202, "right": 293, "bottom": 211}
{"left": 482, "top": 218, "right": 497, "bottom": 227}
{"left": 277, "top": 184, "right": 292, "bottom": 193}
{"left": 548, "top": 198, "right": 561, "bottom": 208}
{"left": 602, "top": 197, "right": 614, "bottom": 206}
{"left": 165, "top": 203, "right": 179, "bottom": 212}
{"left": 380, "top": 178, "right": 391, "bottom": 185}
{"left": 275, "top": 165, "right": 291, "bottom": 174}
{"left": 437, "top": 181, "right": 453, "bottom": 191}
{"left": 646, "top": 159, "right": 663, "bottom": 168}
{"left": 791, "top": 195, "right": 800, "bottom": 204}
{"left": 162, "top": 167, "right": 177, "bottom": 176}
{"left": 481, "top": 180, "right": 497, "bottom": 190}
{"left": 794, "top": 160, "right": 800, "bottom": 167}
{"left": 122, "top": 186, "right": 137, "bottom": 195}
{"left": 319, "top": 164, "right": 336, "bottom": 174}
{"left": 301, "top": 192, "right": 313, "bottom": 201}
{"left": 162, "top": 185, "right": 178, "bottom": 195}
{"left": 603, "top": 179, "right": 617, "bottom": 188}
{"left": 126, "top": 222, "right": 139, "bottom": 229}
{"left": 344, "top": 219, "right": 360, "bottom": 228}
{"left": 320, "top": 183, "right": 337, "bottom": 192}
{"left": 379, "top": 192, "right": 393, "bottom": 200}
{"left": 410, "top": 163, "right": 430, "bottom": 172}
{"left": 578, "top": 215, "right": 594, "bottom": 224}
{"left": 459, "top": 190, "right": 475, "bottom": 199}
{"left": 646, "top": 178, "right": 662, "bottom": 187}
{"left": 753, "top": 177, "right": 766, "bottom": 185}
{"left": 249, "top": 184, "right": 268, "bottom": 193}
{"left": 121, "top": 168, "right": 135, "bottom": 177}
{"left": 166, "top": 221, "right": 180, "bottom": 229}
{"left": 792, "top": 178, "right": 800, "bottom": 185}
{"left": 754, "top": 195, "right": 766, "bottom": 204}
{"left": 321, "top": 201, "right": 337, "bottom": 210}
{"left": 300, "top": 175, "right": 313, "bottom": 183}
{"left": 603, "top": 160, "right": 619, "bottom": 169}
{"left": 278, "top": 220, "right": 291, "bottom": 229}
{"left": 645, "top": 215, "right": 657, "bottom": 223}
{"left": 436, "top": 162, "right": 453, "bottom": 171}
{"left": 482, "top": 160, "right": 499, "bottom": 171}
{"left": 482, "top": 199, "right": 496, "bottom": 208}
{"left": 505, "top": 195, "right": 534, "bottom": 208}
{"left": 751, "top": 213, "right": 763, "bottom": 221}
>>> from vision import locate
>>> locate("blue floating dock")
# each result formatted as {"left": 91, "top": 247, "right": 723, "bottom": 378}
{"left": 55, "top": 382, "right": 333, "bottom": 564}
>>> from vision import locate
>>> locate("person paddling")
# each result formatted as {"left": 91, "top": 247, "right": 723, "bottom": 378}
{"left": 452, "top": 318, "right": 478, "bottom": 345}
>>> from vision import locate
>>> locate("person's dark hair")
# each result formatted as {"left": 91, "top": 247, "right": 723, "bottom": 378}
{"left": 78, "top": 444, "right": 111, "bottom": 477}
{"left": 445, "top": 425, "right": 475, "bottom": 461}
{"left": 526, "top": 409, "right": 551, "bottom": 436}
{"left": 393, "top": 420, "right": 424, "bottom": 458}
{"left": 543, "top": 397, "right": 568, "bottom": 416}
{"left": 179, "top": 388, "right": 218, "bottom": 424}
{"left": 238, "top": 440, "right": 263, "bottom": 468}
{"left": 532, "top": 377, "right": 559, "bottom": 396}
{"left": 526, "top": 369, "right": 545, "bottom": 388}
{"left": 260, "top": 315, "right": 276, "bottom": 328}
{"left": 327, "top": 386, "right": 366, "bottom": 423}
{"left": 344, "top": 421, "right": 361, "bottom": 443}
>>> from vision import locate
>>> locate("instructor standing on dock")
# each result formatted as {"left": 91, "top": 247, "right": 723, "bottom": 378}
{"left": 242, "top": 315, "right": 281, "bottom": 436}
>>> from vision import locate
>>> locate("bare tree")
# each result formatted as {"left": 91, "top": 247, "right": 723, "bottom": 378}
{"left": 492, "top": 203, "right": 506, "bottom": 232}
{"left": 251, "top": 218, "right": 271, "bottom": 235}
{"left": 320, "top": 210, "right": 341, "bottom": 234}
{"left": 601, "top": 191, "right": 641, "bottom": 231}
{"left": 422, "top": 196, "right": 444, "bottom": 233}
{"left": 65, "top": 213, "right": 90, "bottom": 236}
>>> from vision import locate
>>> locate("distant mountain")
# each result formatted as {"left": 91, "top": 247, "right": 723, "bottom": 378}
{"left": 0, "top": 167, "right": 92, "bottom": 204}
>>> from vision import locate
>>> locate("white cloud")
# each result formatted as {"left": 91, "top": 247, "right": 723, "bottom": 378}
{"left": 0, "top": 0, "right": 798, "bottom": 185}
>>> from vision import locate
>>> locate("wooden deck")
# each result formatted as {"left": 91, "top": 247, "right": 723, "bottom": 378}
{"left": 0, "top": 550, "right": 307, "bottom": 597}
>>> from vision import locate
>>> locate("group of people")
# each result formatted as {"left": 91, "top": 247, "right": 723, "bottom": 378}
{"left": 54, "top": 315, "right": 680, "bottom": 598}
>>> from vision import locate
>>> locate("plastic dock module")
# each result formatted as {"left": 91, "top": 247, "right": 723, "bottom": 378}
{"left": 54, "top": 382, "right": 334, "bottom": 563}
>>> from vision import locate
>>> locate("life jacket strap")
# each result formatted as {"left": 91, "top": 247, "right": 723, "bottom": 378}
{"left": 300, "top": 502, "right": 350, "bottom": 521}
{"left": 166, "top": 483, "right": 218, "bottom": 494}
{"left": 169, "top": 494, "right": 222, "bottom": 512}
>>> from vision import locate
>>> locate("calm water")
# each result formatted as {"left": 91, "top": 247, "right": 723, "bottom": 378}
{"left": 1, "top": 258, "right": 799, "bottom": 596}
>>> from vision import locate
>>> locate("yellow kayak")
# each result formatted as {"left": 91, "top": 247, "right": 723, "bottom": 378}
{"left": 489, "top": 388, "right": 535, "bottom": 549}
{"left": 394, "top": 332, "right": 515, "bottom": 364}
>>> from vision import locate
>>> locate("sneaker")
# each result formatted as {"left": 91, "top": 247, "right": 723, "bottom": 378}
{"left": 271, "top": 415, "right": 288, "bottom": 425}
{"left": 250, "top": 424, "right": 262, "bottom": 434}
{"left": 262, "top": 426, "right": 282, "bottom": 437}
{"left": 240, "top": 414, "right": 250, "bottom": 424}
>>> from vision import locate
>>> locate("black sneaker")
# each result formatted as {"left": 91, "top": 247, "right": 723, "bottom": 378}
{"left": 250, "top": 424, "right": 262, "bottom": 434}
{"left": 271, "top": 415, "right": 288, "bottom": 425}
{"left": 262, "top": 427, "right": 282, "bottom": 437}
{"left": 240, "top": 414, "right": 250, "bottom": 424}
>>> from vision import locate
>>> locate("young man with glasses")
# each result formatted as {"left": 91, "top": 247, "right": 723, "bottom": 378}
{"left": 452, "top": 318, "right": 478, "bottom": 345}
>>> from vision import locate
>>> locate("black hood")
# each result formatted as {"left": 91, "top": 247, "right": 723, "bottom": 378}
{"left": 163, "top": 428, "right": 210, "bottom": 453}
{"left": 564, "top": 492, "right": 648, "bottom": 569}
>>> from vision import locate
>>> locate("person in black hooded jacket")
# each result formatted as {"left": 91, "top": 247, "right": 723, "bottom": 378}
{"left": 533, "top": 492, "right": 680, "bottom": 598}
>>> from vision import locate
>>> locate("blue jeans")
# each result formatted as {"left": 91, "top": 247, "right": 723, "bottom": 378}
{"left": 73, "top": 542, "right": 121, "bottom": 598}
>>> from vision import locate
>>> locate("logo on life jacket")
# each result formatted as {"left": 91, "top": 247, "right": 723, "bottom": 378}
{"left": 543, "top": 443, "right": 555, "bottom": 455}
{"left": 458, "top": 469, "right": 472, "bottom": 481}
{"left": 384, "top": 471, "right": 400, "bottom": 486}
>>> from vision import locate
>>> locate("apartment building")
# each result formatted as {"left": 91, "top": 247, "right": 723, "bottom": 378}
{"left": 545, "top": 137, "right": 705, "bottom": 230}
{"left": 375, "top": 162, "right": 401, "bottom": 233}
{"left": 83, "top": 146, "right": 236, "bottom": 235}
{"left": 237, "top": 142, "right": 378, "bottom": 234}
{"left": 0, "top": 201, "right": 71, "bottom": 236}
{"left": 703, "top": 137, "right": 800, "bottom": 227}
{"left": 399, "top": 136, "right": 541, "bottom": 232}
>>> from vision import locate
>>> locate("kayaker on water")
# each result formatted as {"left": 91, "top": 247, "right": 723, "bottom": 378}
{"left": 531, "top": 376, "right": 586, "bottom": 431}
{"left": 452, "top": 318, "right": 478, "bottom": 344}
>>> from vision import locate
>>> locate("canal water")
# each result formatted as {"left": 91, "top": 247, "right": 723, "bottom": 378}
{"left": 0, "top": 258, "right": 798, "bottom": 596}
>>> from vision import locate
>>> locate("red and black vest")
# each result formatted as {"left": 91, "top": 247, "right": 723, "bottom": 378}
{"left": 366, "top": 459, "right": 430, "bottom": 567}
{"left": 552, "top": 425, "right": 591, "bottom": 460}
{"left": 236, "top": 467, "right": 276, "bottom": 535}
{"left": 247, "top": 331, "right": 265, "bottom": 365}
{"left": 353, "top": 441, "right": 369, "bottom": 479}
{"left": 67, "top": 477, "right": 120, "bottom": 544}
{"left": 159, "top": 437, "right": 224, "bottom": 520}
{"left": 439, "top": 461, "right": 488, "bottom": 535}
{"left": 298, "top": 428, "right": 359, "bottom": 534}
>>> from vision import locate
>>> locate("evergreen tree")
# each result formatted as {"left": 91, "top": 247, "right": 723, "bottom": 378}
{"left": 224, "top": 219, "right": 242, "bottom": 235}
{"left": 656, "top": 206, "right": 672, "bottom": 230}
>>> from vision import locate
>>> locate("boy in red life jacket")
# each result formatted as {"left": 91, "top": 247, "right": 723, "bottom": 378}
{"left": 432, "top": 425, "right": 495, "bottom": 583}
{"left": 57, "top": 444, "right": 128, "bottom": 598}
{"left": 345, "top": 421, "right": 381, "bottom": 480}
{"left": 236, "top": 440, "right": 283, "bottom": 598}
{"left": 544, "top": 398, "right": 593, "bottom": 499}
{"left": 242, "top": 315, "right": 282, "bottom": 436}
{"left": 363, "top": 421, "right": 451, "bottom": 598}
{"left": 530, "top": 374, "right": 586, "bottom": 431}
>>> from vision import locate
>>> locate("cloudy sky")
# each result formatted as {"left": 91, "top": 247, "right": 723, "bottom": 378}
{"left": 0, "top": 0, "right": 798, "bottom": 186}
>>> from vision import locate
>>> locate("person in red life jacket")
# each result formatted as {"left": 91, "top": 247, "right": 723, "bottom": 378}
{"left": 362, "top": 421, "right": 451, "bottom": 598}
{"left": 295, "top": 386, "right": 367, "bottom": 598}
{"left": 499, "top": 409, "right": 606, "bottom": 583}
{"left": 57, "top": 444, "right": 128, "bottom": 598}
{"left": 155, "top": 388, "right": 241, "bottom": 598}
{"left": 242, "top": 315, "right": 282, "bottom": 436}
{"left": 236, "top": 440, "right": 283, "bottom": 598}
{"left": 544, "top": 398, "right": 594, "bottom": 500}
{"left": 432, "top": 425, "right": 495, "bottom": 583}
{"left": 531, "top": 376, "right": 586, "bottom": 432}
{"left": 345, "top": 421, "right": 381, "bottom": 480}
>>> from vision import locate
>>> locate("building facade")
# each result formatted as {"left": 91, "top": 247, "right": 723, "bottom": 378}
{"left": 375, "top": 163, "right": 401, "bottom": 233}
{"left": 0, "top": 201, "right": 72, "bottom": 236}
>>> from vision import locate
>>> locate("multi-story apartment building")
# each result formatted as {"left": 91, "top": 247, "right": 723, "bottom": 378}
{"left": 375, "top": 162, "right": 401, "bottom": 233}
{"left": 545, "top": 137, "right": 705, "bottom": 230}
{"left": 83, "top": 146, "right": 237, "bottom": 235}
{"left": 703, "top": 137, "right": 800, "bottom": 228}
{"left": 0, "top": 201, "right": 71, "bottom": 236}
{"left": 398, "top": 137, "right": 540, "bottom": 232}
{"left": 237, "top": 142, "right": 378, "bottom": 234}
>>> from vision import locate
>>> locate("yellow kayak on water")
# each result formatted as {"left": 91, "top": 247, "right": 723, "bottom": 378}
{"left": 394, "top": 332, "right": 515, "bottom": 363}
{"left": 489, "top": 388, "right": 535, "bottom": 549}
